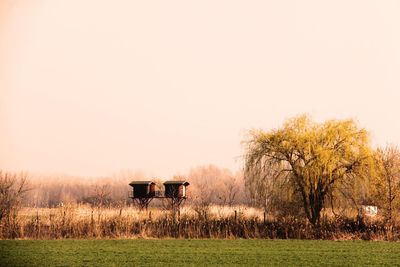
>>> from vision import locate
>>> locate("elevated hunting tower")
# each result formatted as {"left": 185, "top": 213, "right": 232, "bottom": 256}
{"left": 128, "top": 181, "right": 156, "bottom": 209}
{"left": 129, "top": 180, "right": 190, "bottom": 210}
{"left": 163, "top": 181, "right": 190, "bottom": 210}
{"left": 163, "top": 181, "right": 190, "bottom": 198}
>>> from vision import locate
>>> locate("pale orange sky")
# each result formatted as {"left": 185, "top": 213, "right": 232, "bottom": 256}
{"left": 1, "top": 0, "right": 400, "bottom": 178}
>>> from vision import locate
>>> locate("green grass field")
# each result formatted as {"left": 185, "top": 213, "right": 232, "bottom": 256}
{"left": 1, "top": 239, "right": 399, "bottom": 266}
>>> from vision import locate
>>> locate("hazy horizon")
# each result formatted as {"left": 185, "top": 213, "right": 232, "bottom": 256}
{"left": 1, "top": 1, "right": 400, "bottom": 178}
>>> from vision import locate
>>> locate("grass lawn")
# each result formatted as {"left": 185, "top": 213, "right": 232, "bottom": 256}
{"left": 1, "top": 239, "right": 400, "bottom": 266}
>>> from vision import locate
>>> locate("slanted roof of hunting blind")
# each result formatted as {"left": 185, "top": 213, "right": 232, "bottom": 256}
{"left": 129, "top": 181, "right": 154, "bottom": 186}
{"left": 163, "top": 181, "right": 189, "bottom": 186}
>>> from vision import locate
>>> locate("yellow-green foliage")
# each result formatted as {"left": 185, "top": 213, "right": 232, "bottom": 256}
{"left": 245, "top": 114, "right": 373, "bottom": 224}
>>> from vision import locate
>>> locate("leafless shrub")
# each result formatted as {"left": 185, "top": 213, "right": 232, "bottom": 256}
{"left": 0, "top": 171, "right": 30, "bottom": 221}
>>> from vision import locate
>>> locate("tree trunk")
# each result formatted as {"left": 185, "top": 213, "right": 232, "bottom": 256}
{"left": 304, "top": 187, "right": 325, "bottom": 225}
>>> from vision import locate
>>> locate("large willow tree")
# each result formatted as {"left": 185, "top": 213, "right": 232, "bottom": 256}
{"left": 244, "top": 115, "right": 372, "bottom": 224}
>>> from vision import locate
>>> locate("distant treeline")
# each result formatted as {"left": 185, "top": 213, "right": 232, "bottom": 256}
{"left": 20, "top": 165, "right": 249, "bottom": 208}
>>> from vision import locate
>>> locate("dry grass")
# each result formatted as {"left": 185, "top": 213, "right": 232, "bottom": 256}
{"left": 18, "top": 204, "right": 263, "bottom": 221}
{"left": 1, "top": 205, "right": 399, "bottom": 240}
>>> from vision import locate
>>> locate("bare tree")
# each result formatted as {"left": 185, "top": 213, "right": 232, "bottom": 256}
{"left": 217, "top": 174, "right": 241, "bottom": 206}
{"left": 373, "top": 146, "right": 400, "bottom": 224}
{"left": 89, "top": 184, "right": 111, "bottom": 208}
{"left": 188, "top": 165, "right": 219, "bottom": 206}
{"left": 0, "top": 171, "right": 30, "bottom": 221}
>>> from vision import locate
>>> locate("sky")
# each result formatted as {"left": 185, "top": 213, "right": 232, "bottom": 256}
{"left": 1, "top": 0, "right": 400, "bottom": 178}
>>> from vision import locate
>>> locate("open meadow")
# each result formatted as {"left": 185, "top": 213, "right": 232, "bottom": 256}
{"left": 1, "top": 239, "right": 400, "bottom": 266}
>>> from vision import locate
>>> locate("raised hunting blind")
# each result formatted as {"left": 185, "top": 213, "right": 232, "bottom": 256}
{"left": 164, "top": 181, "right": 190, "bottom": 211}
{"left": 163, "top": 181, "right": 190, "bottom": 198}
{"left": 128, "top": 181, "right": 156, "bottom": 209}
{"left": 128, "top": 180, "right": 189, "bottom": 210}
{"left": 129, "top": 181, "right": 156, "bottom": 198}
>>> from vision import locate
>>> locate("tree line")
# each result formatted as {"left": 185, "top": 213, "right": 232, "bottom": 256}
{"left": 1, "top": 114, "right": 400, "bottom": 228}
{"left": 0, "top": 166, "right": 248, "bottom": 216}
